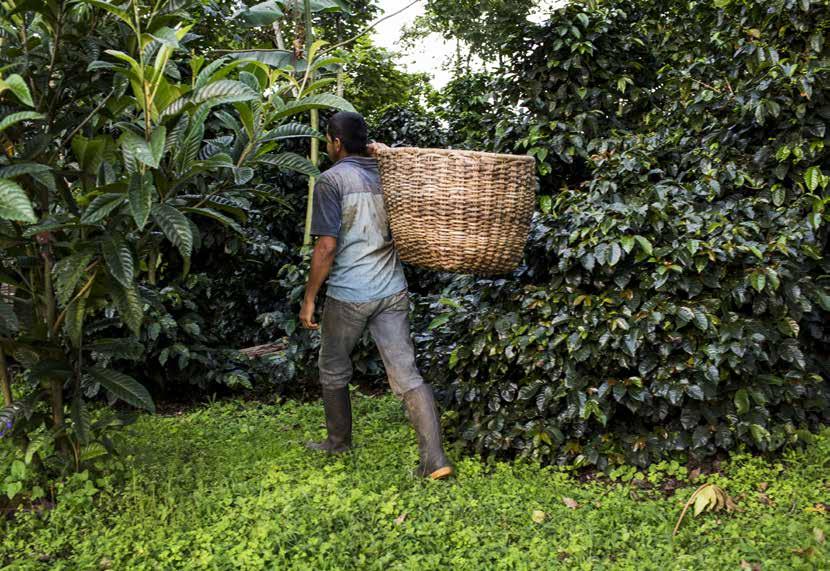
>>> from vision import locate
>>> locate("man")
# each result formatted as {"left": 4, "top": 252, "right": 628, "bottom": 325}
{"left": 299, "top": 111, "right": 454, "bottom": 480}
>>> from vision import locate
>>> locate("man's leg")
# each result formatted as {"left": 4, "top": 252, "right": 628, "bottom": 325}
{"left": 307, "top": 297, "right": 369, "bottom": 453}
{"left": 368, "top": 291, "right": 454, "bottom": 479}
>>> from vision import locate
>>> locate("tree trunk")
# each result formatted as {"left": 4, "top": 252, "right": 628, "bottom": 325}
{"left": 0, "top": 346, "right": 12, "bottom": 406}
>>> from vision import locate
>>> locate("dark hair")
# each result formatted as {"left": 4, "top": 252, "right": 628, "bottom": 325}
{"left": 326, "top": 111, "right": 368, "bottom": 154}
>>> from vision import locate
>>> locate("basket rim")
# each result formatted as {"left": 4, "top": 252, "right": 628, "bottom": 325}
{"left": 374, "top": 146, "right": 536, "bottom": 164}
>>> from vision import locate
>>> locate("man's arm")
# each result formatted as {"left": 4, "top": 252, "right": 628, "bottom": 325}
{"left": 299, "top": 236, "right": 337, "bottom": 329}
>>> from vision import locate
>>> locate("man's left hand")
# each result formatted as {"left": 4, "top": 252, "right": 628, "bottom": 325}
{"left": 300, "top": 299, "right": 318, "bottom": 329}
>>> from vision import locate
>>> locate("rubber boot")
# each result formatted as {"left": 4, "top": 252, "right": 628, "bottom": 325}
{"left": 403, "top": 384, "right": 454, "bottom": 480}
{"left": 306, "top": 387, "right": 352, "bottom": 453}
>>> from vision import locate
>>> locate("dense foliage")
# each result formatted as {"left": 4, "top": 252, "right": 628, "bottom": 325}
{"left": 413, "top": 0, "right": 830, "bottom": 468}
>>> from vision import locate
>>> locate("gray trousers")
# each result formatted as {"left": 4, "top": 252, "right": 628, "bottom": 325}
{"left": 318, "top": 289, "right": 425, "bottom": 396}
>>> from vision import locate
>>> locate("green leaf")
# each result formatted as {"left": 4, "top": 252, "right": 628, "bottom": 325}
{"left": 81, "top": 193, "right": 124, "bottom": 224}
{"left": 75, "top": 0, "right": 135, "bottom": 31}
{"left": 749, "top": 424, "right": 770, "bottom": 445}
{"left": 119, "top": 130, "right": 159, "bottom": 169}
{"left": 771, "top": 186, "right": 785, "bottom": 207}
{"left": 608, "top": 242, "right": 622, "bottom": 266}
{"left": 89, "top": 367, "right": 155, "bottom": 413}
{"left": 257, "top": 152, "right": 320, "bottom": 177}
{"left": 262, "top": 122, "right": 322, "bottom": 142}
{"left": 750, "top": 271, "right": 766, "bottom": 293}
{"left": 152, "top": 204, "right": 193, "bottom": 259}
{"left": 0, "top": 178, "right": 37, "bottom": 222}
{"left": 693, "top": 309, "right": 708, "bottom": 332}
{"left": 192, "top": 80, "right": 259, "bottom": 105}
{"left": 63, "top": 295, "right": 87, "bottom": 348}
{"left": 110, "top": 282, "right": 143, "bottom": 335}
{"left": 128, "top": 172, "right": 154, "bottom": 230}
{"left": 734, "top": 389, "right": 750, "bottom": 415}
{"left": 0, "top": 163, "right": 51, "bottom": 179}
{"left": 677, "top": 306, "right": 694, "bottom": 326}
{"left": 634, "top": 235, "right": 653, "bottom": 256}
{"left": 53, "top": 251, "right": 94, "bottom": 305}
{"left": 149, "top": 126, "right": 167, "bottom": 167}
{"left": 235, "top": 0, "right": 284, "bottom": 27}
{"left": 181, "top": 207, "right": 244, "bottom": 235}
{"left": 101, "top": 234, "right": 134, "bottom": 288}
{"left": 0, "top": 74, "right": 34, "bottom": 106}
{"left": 620, "top": 235, "right": 635, "bottom": 253}
{"left": 0, "top": 111, "right": 45, "bottom": 132}
{"left": 273, "top": 94, "right": 355, "bottom": 120}
{"left": 428, "top": 314, "right": 450, "bottom": 330}
{"left": 539, "top": 195, "right": 552, "bottom": 214}
{"left": 804, "top": 166, "right": 822, "bottom": 192}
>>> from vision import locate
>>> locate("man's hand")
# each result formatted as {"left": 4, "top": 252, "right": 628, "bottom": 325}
{"left": 300, "top": 298, "right": 318, "bottom": 330}
{"left": 367, "top": 141, "right": 390, "bottom": 156}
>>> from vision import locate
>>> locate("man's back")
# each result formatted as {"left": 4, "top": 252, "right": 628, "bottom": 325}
{"left": 310, "top": 155, "right": 407, "bottom": 302}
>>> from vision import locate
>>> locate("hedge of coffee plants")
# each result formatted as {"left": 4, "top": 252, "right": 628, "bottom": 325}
{"left": 415, "top": 0, "right": 830, "bottom": 468}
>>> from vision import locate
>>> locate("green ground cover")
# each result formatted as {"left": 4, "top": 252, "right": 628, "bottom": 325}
{"left": 2, "top": 392, "right": 828, "bottom": 570}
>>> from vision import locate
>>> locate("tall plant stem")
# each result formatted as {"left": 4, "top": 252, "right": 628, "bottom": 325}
{"left": 302, "top": 0, "right": 318, "bottom": 249}
{"left": 0, "top": 346, "right": 12, "bottom": 406}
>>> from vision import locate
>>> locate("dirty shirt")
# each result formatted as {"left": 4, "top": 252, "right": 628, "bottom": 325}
{"left": 310, "top": 155, "right": 407, "bottom": 302}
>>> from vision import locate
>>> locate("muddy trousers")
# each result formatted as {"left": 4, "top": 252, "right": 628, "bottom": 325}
{"left": 318, "top": 289, "right": 424, "bottom": 396}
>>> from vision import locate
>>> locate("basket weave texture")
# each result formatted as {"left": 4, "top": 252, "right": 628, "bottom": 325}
{"left": 375, "top": 147, "right": 536, "bottom": 275}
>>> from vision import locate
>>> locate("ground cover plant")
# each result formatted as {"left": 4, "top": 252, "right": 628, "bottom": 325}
{"left": 1, "top": 393, "right": 828, "bottom": 569}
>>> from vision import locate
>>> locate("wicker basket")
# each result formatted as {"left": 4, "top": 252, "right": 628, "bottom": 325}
{"left": 375, "top": 147, "right": 536, "bottom": 275}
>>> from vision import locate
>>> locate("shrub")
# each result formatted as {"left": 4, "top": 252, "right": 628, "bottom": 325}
{"left": 414, "top": 0, "right": 830, "bottom": 468}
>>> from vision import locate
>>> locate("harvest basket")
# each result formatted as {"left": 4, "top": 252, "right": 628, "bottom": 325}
{"left": 375, "top": 147, "right": 536, "bottom": 275}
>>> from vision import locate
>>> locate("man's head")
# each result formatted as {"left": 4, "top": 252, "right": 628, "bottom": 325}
{"left": 326, "top": 111, "right": 368, "bottom": 162}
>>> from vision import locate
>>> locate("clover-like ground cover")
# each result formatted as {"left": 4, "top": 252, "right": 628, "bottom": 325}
{"left": 2, "top": 392, "right": 828, "bottom": 570}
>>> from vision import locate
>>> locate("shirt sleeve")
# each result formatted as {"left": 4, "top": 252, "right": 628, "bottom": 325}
{"left": 310, "top": 178, "right": 341, "bottom": 237}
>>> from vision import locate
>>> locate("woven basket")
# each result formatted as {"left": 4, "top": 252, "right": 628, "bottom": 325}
{"left": 375, "top": 147, "right": 536, "bottom": 275}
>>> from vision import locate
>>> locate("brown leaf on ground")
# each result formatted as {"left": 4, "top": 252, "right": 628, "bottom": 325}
{"left": 562, "top": 497, "right": 579, "bottom": 509}
{"left": 688, "top": 468, "right": 701, "bottom": 481}
{"left": 758, "top": 492, "right": 775, "bottom": 506}
{"left": 740, "top": 560, "right": 761, "bottom": 571}
{"left": 394, "top": 513, "right": 407, "bottom": 525}
{"left": 757, "top": 482, "right": 768, "bottom": 492}
{"left": 815, "top": 528, "right": 826, "bottom": 545}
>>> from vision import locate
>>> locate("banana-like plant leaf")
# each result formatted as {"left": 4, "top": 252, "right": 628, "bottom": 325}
{"left": 0, "top": 178, "right": 37, "bottom": 222}
{"left": 71, "top": 395, "right": 92, "bottom": 445}
{"left": 257, "top": 152, "right": 320, "bottom": 176}
{"left": 228, "top": 50, "right": 301, "bottom": 71}
{"left": 235, "top": 0, "right": 284, "bottom": 27}
{"left": 89, "top": 367, "right": 155, "bottom": 413}
{"left": 0, "top": 111, "right": 45, "bottom": 132}
{"left": 272, "top": 93, "right": 355, "bottom": 120}
{"left": 101, "top": 234, "right": 134, "bottom": 288}
{"left": 81, "top": 193, "right": 125, "bottom": 224}
{"left": 152, "top": 204, "right": 193, "bottom": 259}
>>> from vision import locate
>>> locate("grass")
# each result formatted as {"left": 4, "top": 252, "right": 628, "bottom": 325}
{"left": 2, "top": 390, "right": 828, "bottom": 570}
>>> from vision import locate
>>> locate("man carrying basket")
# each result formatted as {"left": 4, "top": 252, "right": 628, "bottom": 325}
{"left": 299, "top": 111, "right": 454, "bottom": 481}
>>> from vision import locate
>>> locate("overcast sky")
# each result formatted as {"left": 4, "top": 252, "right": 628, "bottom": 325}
{"left": 370, "top": 0, "right": 565, "bottom": 89}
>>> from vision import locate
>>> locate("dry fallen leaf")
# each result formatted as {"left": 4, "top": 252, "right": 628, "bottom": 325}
{"left": 562, "top": 497, "right": 579, "bottom": 510}
{"left": 531, "top": 510, "right": 546, "bottom": 524}
{"left": 394, "top": 513, "right": 407, "bottom": 525}
{"left": 740, "top": 560, "right": 761, "bottom": 571}
{"left": 758, "top": 492, "right": 774, "bottom": 506}
{"left": 688, "top": 468, "right": 701, "bottom": 481}
{"left": 757, "top": 482, "right": 768, "bottom": 492}
{"left": 814, "top": 528, "right": 826, "bottom": 545}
